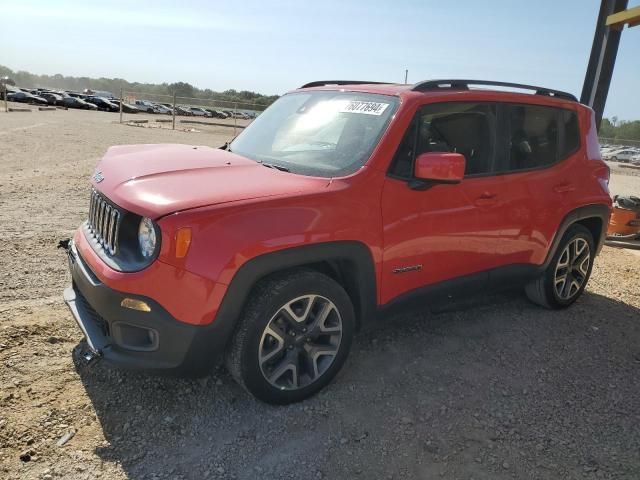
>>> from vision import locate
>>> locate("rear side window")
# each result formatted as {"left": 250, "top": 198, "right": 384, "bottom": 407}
{"left": 503, "top": 104, "right": 580, "bottom": 172}
{"left": 389, "top": 102, "right": 497, "bottom": 178}
{"left": 508, "top": 105, "right": 559, "bottom": 170}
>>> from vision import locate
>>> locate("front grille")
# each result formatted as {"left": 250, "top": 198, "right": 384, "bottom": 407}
{"left": 87, "top": 189, "right": 121, "bottom": 255}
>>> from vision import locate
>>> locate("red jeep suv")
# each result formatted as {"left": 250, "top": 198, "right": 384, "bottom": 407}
{"left": 64, "top": 79, "right": 612, "bottom": 404}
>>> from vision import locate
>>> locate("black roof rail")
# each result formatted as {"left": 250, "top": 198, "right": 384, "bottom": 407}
{"left": 411, "top": 79, "right": 577, "bottom": 102}
{"left": 300, "top": 80, "right": 392, "bottom": 89}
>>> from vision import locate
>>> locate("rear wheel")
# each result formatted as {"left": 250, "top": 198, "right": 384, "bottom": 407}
{"left": 225, "top": 270, "right": 355, "bottom": 404}
{"left": 525, "top": 224, "right": 595, "bottom": 309}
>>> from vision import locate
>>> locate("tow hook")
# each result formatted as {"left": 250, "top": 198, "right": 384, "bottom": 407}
{"left": 80, "top": 346, "right": 102, "bottom": 368}
{"left": 57, "top": 238, "right": 71, "bottom": 251}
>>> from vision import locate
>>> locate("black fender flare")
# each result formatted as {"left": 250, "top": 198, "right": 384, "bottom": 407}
{"left": 542, "top": 203, "right": 611, "bottom": 269}
{"left": 213, "top": 241, "right": 378, "bottom": 339}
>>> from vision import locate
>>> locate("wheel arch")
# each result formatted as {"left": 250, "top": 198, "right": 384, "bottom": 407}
{"left": 215, "top": 241, "right": 378, "bottom": 332}
{"left": 543, "top": 204, "right": 610, "bottom": 269}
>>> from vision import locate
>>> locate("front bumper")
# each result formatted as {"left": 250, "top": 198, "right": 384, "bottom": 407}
{"left": 64, "top": 240, "right": 230, "bottom": 375}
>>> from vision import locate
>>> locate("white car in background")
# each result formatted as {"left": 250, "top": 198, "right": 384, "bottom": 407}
{"left": 603, "top": 148, "right": 638, "bottom": 163}
{"left": 189, "top": 107, "right": 211, "bottom": 117}
{"left": 134, "top": 100, "right": 157, "bottom": 113}
{"left": 154, "top": 104, "right": 172, "bottom": 115}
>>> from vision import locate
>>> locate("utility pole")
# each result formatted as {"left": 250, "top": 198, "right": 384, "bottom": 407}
{"left": 119, "top": 87, "right": 123, "bottom": 124}
{"left": 581, "top": 0, "right": 629, "bottom": 129}
{"left": 172, "top": 92, "right": 177, "bottom": 130}
{"left": 404, "top": 69, "right": 408, "bottom": 84}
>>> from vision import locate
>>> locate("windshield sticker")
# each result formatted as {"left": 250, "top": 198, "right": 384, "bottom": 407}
{"left": 339, "top": 101, "right": 389, "bottom": 116}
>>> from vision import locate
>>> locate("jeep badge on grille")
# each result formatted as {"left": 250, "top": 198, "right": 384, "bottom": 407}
{"left": 93, "top": 171, "right": 104, "bottom": 183}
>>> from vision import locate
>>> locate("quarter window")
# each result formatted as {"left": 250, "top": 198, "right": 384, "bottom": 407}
{"left": 560, "top": 108, "right": 580, "bottom": 158}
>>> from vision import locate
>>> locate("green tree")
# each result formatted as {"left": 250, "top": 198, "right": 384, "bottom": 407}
{"left": 168, "top": 82, "right": 195, "bottom": 98}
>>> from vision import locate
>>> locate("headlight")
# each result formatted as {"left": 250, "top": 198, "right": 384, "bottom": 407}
{"left": 138, "top": 217, "right": 157, "bottom": 258}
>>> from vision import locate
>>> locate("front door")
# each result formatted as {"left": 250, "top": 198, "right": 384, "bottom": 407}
{"left": 380, "top": 101, "right": 506, "bottom": 304}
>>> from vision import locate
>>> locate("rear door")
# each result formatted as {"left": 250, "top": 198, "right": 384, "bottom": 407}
{"left": 487, "top": 103, "right": 582, "bottom": 267}
{"left": 380, "top": 101, "right": 508, "bottom": 304}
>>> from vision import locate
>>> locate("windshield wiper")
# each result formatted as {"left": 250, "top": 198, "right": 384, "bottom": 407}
{"left": 259, "top": 161, "right": 290, "bottom": 172}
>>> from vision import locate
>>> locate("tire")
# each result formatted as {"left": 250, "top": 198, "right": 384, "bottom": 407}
{"left": 611, "top": 156, "right": 617, "bottom": 162}
{"left": 225, "top": 269, "right": 355, "bottom": 404}
{"left": 525, "top": 224, "right": 595, "bottom": 309}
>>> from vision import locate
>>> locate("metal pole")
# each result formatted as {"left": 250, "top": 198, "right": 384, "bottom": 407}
{"left": 233, "top": 102, "right": 238, "bottom": 137}
{"left": 172, "top": 92, "right": 176, "bottom": 130}
{"left": 404, "top": 69, "right": 408, "bottom": 84}
{"left": 580, "top": 0, "right": 628, "bottom": 129}
{"left": 119, "top": 87, "right": 123, "bottom": 123}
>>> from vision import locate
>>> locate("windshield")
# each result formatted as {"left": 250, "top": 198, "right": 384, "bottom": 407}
{"left": 229, "top": 91, "right": 398, "bottom": 177}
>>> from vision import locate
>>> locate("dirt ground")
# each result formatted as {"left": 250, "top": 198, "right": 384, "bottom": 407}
{"left": 1, "top": 106, "right": 639, "bottom": 480}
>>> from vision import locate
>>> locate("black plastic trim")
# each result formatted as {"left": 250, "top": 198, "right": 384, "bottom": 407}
{"left": 214, "top": 241, "right": 378, "bottom": 330}
{"left": 65, "top": 241, "right": 229, "bottom": 375}
{"left": 541, "top": 204, "right": 610, "bottom": 263}
{"left": 411, "top": 79, "right": 577, "bottom": 102}
{"left": 380, "top": 204, "right": 610, "bottom": 313}
{"left": 300, "top": 80, "right": 393, "bottom": 89}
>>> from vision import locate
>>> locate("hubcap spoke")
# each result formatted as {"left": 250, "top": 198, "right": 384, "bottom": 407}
{"left": 259, "top": 294, "right": 343, "bottom": 391}
{"left": 557, "top": 248, "right": 570, "bottom": 269}
{"left": 280, "top": 295, "right": 316, "bottom": 330}
{"left": 268, "top": 352, "right": 299, "bottom": 389}
{"left": 313, "top": 301, "right": 341, "bottom": 334}
{"left": 258, "top": 324, "right": 286, "bottom": 364}
{"left": 304, "top": 343, "right": 339, "bottom": 379}
{"left": 575, "top": 252, "right": 590, "bottom": 276}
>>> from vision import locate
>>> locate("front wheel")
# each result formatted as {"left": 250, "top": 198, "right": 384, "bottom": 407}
{"left": 525, "top": 224, "right": 595, "bottom": 309}
{"left": 225, "top": 270, "right": 355, "bottom": 404}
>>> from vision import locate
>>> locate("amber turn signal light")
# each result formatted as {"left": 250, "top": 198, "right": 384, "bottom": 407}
{"left": 120, "top": 298, "right": 151, "bottom": 312}
{"left": 175, "top": 228, "right": 192, "bottom": 259}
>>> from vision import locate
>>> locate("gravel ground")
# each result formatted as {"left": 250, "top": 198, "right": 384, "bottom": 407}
{"left": 1, "top": 107, "right": 639, "bottom": 480}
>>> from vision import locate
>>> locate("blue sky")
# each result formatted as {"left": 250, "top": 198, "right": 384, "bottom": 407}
{"left": 2, "top": 0, "right": 639, "bottom": 119}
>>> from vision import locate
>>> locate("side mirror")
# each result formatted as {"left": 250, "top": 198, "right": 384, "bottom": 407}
{"left": 413, "top": 152, "right": 465, "bottom": 185}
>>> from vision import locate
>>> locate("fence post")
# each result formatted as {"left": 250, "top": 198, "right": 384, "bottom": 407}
{"left": 3, "top": 83, "right": 7, "bottom": 112}
{"left": 119, "top": 87, "right": 123, "bottom": 124}
{"left": 172, "top": 92, "right": 177, "bottom": 130}
{"left": 233, "top": 102, "right": 238, "bottom": 137}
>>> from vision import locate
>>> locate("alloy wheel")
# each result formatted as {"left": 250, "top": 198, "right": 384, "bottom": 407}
{"left": 258, "top": 295, "right": 342, "bottom": 390}
{"left": 554, "top": 237, "right": 591, "bottom": 300}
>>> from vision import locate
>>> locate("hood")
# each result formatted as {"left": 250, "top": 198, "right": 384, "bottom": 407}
{"left": 91, "top": 144, "right": 330, "bottom": 218}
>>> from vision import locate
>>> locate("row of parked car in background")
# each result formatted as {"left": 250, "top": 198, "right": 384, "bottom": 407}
{"left": 600, "top": 144, "right": 640, "bottom": 165}
{"left": 1, "top": 85, "right": 258, "bottom": 119}
{"left": 131, "top": 99, "right": 256, "bottom": 119}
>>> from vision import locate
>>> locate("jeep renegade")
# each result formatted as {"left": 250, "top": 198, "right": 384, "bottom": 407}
{"left": 64, "top": 79, "right": 612, "bottom": 404}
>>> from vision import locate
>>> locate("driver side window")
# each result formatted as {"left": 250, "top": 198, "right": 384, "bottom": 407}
{"left": 389, "top": 102, "right": 497, "bottom": 178}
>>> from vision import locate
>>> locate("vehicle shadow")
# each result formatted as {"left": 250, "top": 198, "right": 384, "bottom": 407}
{"left": 76, "top": 289, "right": 640, "bottom": 480}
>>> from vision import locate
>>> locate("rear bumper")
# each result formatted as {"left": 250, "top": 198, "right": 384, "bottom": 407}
{"left": 64, "top": 240, "right": 232, "bottom": 375}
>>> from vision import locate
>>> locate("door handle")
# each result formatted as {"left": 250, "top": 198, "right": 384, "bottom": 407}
{"left": 553, "top": 183, "right": 575, "bottom": 193}
{"left": 474, "top": 192, "right": 497, "bottom": 206}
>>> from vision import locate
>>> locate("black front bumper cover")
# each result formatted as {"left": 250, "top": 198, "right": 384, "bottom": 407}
{"left": 63, "top": 240, "right": 233, "bottom": 376}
